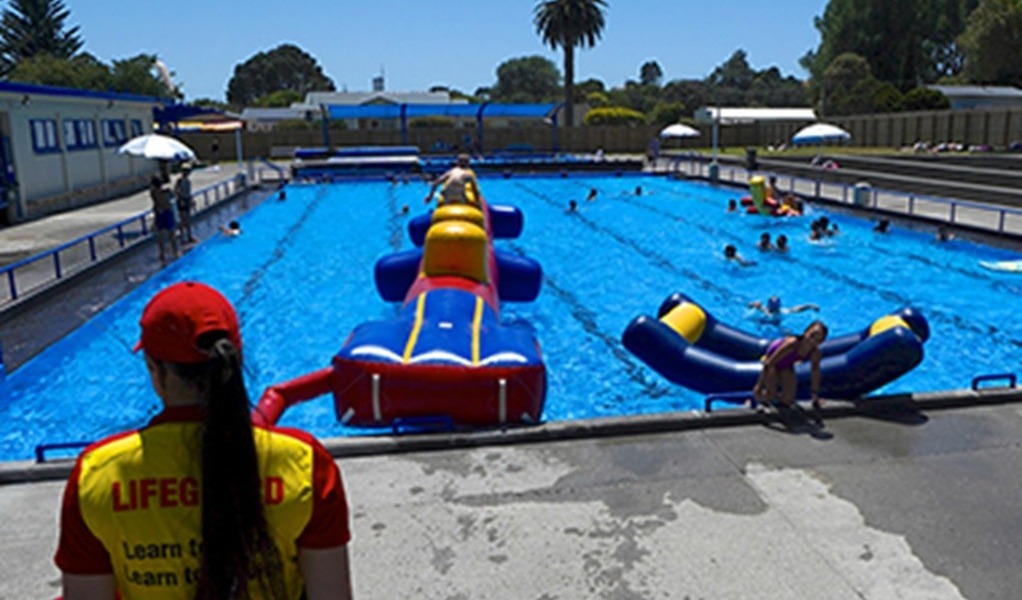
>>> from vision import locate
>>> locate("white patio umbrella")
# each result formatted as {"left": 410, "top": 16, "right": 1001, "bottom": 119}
{"left": 791, "top": 122, "right": 851, "bottom": 145}
{"left": 659, "top": 123, "right": 701, "bottom": 138}
{"left": 117, "top": 133, "right": 196, "bottom": 161}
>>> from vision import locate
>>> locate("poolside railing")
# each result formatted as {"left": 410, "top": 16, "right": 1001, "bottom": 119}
{"left": 666, "top": 155, "right": 1022, "bottom": 239}
{"left": 0, "top": 175, "right": 246, "bottom": 307}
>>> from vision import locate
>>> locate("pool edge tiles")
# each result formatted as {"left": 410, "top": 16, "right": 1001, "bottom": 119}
{"left": 6, "top": 386, "right": 1022, "bottom": 483}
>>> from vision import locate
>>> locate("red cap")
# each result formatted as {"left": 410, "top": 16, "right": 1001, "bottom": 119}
{"left": 134, "top": 282, "right": 242, "bottom": 363}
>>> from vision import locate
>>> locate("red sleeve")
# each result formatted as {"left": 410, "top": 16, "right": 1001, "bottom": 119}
{"left": 54, "top": 457, "right": 113, "bottom": 574}
{"left": 296, "top": 440, "right": 351, "bottom": 549}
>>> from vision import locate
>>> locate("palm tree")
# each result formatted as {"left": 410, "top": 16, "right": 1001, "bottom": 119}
{"left": 534, "top": 0, "right": 608, "bottom": 127}
{"left": 0, "top": 0, "right": 82, "bottom": 75}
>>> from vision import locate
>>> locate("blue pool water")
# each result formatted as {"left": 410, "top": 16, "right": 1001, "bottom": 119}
{"left": 2, "top": 174, "right": 1021, "bottom": 462}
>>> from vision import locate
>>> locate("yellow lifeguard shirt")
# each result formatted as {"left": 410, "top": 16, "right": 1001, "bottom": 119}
{"left": 55, "top": 406, "right": 349, "bottom": 600}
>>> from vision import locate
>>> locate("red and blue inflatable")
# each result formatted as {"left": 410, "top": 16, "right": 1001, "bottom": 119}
{"left": 253, "top": 197, "right": 546, "bottom": 429}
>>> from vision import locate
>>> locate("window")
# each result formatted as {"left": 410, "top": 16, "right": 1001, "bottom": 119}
{"left": 63, "top": 119, "right": 98, "bottom": 151}
{"left": 130, "top": 119, "right": 143, "bottom": 138}
{"left": 30, "top": 119, "right": 59, "bottom": 153}
{"left": 102, "top": 119, "right": 127, "bottom": 146}
{"left": 62, "top": 120, "right": 77, "bottom": 149}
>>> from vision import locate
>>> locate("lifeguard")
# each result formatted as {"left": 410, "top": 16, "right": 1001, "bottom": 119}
{"left": 55, "top": 281, "right": 353, "bottom": 599}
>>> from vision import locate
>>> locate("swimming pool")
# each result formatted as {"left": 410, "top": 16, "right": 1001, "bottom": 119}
{"left": 2, "top": 174, "right": 1021, "bottom": 462}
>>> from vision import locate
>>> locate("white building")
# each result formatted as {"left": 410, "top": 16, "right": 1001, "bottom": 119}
{"left": 0, "top": 81, "right": 163, "bottom": 223}
{"left": 927, "top": 85, "right": 1022, "bottom": 110}
{"left": 239, "top": 107, "right": 317, "bottom": 132}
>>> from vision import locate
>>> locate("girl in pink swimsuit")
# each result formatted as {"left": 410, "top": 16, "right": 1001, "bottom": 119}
{"left": 753, "top": 320, "right": 828, "bottom": 408}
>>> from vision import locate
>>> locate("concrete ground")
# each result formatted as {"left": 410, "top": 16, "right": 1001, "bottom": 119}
{"left": 3, "top": 393, "right": 1022, "bottom": 599}
{"left": 2, "top": 159, "right": 1022, "bottom": 599}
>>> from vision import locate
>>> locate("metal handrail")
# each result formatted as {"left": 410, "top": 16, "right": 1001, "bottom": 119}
{"left": 0, "top": 175, "right": 245, "bottom": 304}
{"left": 35, "top": 441, "right": 93, "bottom": 463}
{"left": 971, "top": 373, "right": 1017, "bottom": 390}
{"left": 667, "top": 156, "right": 1022, "bottom": 238}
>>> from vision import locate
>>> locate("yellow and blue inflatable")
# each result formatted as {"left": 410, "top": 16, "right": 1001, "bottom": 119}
{"left": 622, "top": 292, "right": 930, "bottom": 400}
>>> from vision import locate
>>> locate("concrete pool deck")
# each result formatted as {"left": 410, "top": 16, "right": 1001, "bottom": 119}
{"left": 3, "top": 389, "right": 1022, "bottom": 598}
{"left": 2, "top": 163, "right": 1022, "bottom": 598}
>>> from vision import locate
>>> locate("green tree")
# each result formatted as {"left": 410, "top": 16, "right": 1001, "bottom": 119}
{"left": 820, "top": 52, "right": 875, "bottom": 115}
{"left": 6, "top": 51, "right": 174, "bottom": 98}
{"left": 662, "top": 79, "right": 709, "bottom": 115}
{"left": 534, "top": 0, "right": 608, "bottom": 126}
{"left": 900, "top": 87, "right": 950, "bottom": 110}
{"left": 226, "top": 44, "right": 334, "bottom": 107}
{"left": 958, "top": 0, "right": 1022, "bottom": 86}
{"left": 746, "top": 67, "right": 810, "bottom": 107}
{"left": 576, "top": 77, "right": 606, "bottom": 96}
{"left": 110, "top": 54, "right": 177, "bottom": 98}
{"left": 583, "top": 106, "right": 646, "bottom": 126}
{"left": 707, "top": 50, "right": 755, "bottom": 89}
{"left": 606, "top": 80, "right": 659, "bottom": 115}
{"left": 700, "top": 50, "right": 808, "bottom": 109}
{"left": 7, "top": 51, "right": 104, "bottom": 88}
{"left": 649, "top": 101, "right": 687, "bottom": 126}
{"left": 870, "top": 81, "right": 904, "bottom": 112}
{"left": 925, "top": 0, "right": 981, "bottom": 78}
{"left": 586, "top": 91, "right": 610, "bottom": 107}
{"left": 639, "top": 60, "right": 663, "bottom": 87}
{"left": 705, "top": 50, "right": 756, "bottom": 106}
{"left": 806, "top": 0, "right": 979, "bottom": 91}
{"left": 0, "top": 0, "right": 82, "bottom": 75}
{"left": 490, "top": 55, "right": 561, "bottom": 103}
{"left": 254, "top": 89, "right": 303, "bottom": 107}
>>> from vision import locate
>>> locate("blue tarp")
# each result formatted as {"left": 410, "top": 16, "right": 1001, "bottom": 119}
{"left": 155, "top": 103, "right": 232, "bottom": 124}
{"left": 324, "top": 103, "right": 558, "bottom": 121}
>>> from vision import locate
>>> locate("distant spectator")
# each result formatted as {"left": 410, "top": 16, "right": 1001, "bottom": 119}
{"left": 174, "top": 167, "right": 194, "bottom": 244}
{"left": 150, "top": 175, "right": 178, "bottom": 262}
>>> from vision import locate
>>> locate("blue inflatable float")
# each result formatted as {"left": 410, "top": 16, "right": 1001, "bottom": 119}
{"left": 622, "top": 292, "right": 930, "bottom": 400}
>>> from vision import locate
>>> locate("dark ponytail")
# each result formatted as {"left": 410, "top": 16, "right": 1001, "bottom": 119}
{"left": 167, "top": 333, "right": 286, "bottom": 599}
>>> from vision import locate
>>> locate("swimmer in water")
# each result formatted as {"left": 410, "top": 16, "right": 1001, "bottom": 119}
{"left": 748, "top": 296, "right": 819, "bottom": 323}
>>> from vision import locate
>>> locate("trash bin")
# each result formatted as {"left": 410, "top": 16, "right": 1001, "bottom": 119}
{"left": 745, "top": 147, "right": 758, "bottom": 171}
{"left": 853, "top": 181, "right": 872, "bottom": 207}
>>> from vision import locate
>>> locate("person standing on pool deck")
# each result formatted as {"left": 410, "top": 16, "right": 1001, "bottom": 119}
{"left": 753, "top": 320, "right": 828, "bottom": 409}
{"left": 423, "top": 153, "right": 481, "bottom": 206}
{"left": 54, "top": 281, "right": 353, "bottom": 600}
{"left": 150, "top": 175, "right": 178, "bottom": 262}
{"left": 174, "top": 166, "right": 195, "bottom": 245}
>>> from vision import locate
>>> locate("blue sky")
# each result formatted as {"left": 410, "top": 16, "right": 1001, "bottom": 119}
{"left": 64, "top": 0, "right": 829, "bottom": 101}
